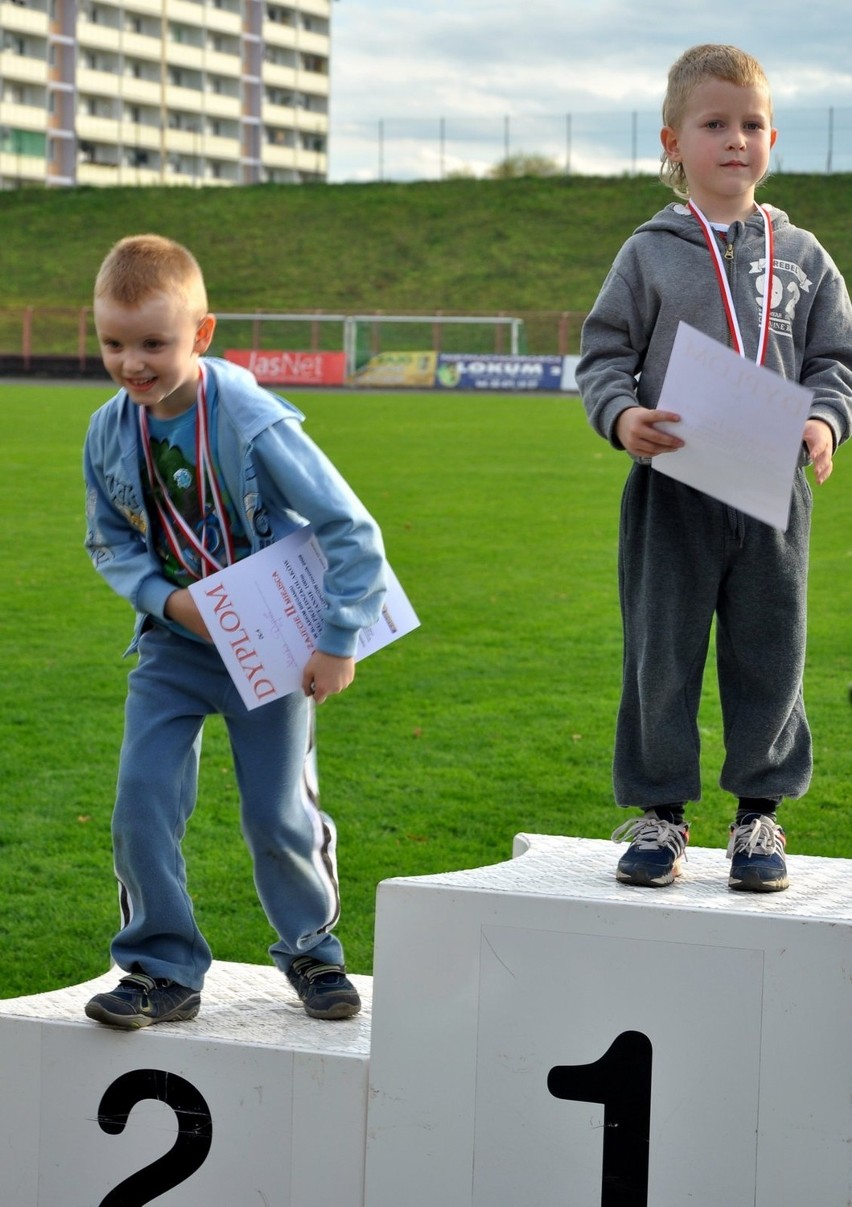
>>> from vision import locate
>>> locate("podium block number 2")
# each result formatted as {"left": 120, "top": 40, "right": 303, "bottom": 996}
{"left": 548, "top": 1031, "right": 652, "bottom": 1207}
{"left": 97, "top": 1069, "right": 213, "bottom": 1206}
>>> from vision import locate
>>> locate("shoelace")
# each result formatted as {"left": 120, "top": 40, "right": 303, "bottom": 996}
{"left": 611, "top": 814, "right": 687, "bottom": 856}
{"left": 727, "top": 815, "right": 784, "bottom": 859}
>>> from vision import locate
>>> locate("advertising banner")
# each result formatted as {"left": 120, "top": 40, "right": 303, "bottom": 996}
{"left": 225, "top": 349, "right": 347, "bottom": 386}
{"left": 436, "top": 354, "right": 565, "bottom": 391}
{"left": 349, "top": 352, "right": 438, "bottom": 388}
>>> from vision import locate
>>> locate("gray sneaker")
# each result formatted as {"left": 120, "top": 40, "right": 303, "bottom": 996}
{"left": 85, "top": 972, "right": 201, "bottom": 1029}
{"left": 286, "top": 956, "right": 361, "bottom": 1020}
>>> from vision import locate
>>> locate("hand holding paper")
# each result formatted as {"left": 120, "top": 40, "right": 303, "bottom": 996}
{"left": 302, "top": 649, "right": 355, "bottom": 705}
{"left": 615, "top": 405, "right": 684, "bottom": 458}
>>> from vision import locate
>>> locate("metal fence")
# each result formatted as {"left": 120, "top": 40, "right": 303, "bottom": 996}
{"left": 329, "top": 106, "right": 852, "bottom": 183}
{"left": 0, "top": 307, "right": 589, "bottom": 376}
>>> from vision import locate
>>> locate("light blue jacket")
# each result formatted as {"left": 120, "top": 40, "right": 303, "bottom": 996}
{"left": 84, "top": 356, "right": 387, "bottom": 657}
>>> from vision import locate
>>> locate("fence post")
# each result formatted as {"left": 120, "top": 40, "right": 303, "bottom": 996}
{"left": 78, "top": 307, "right": 89, "bottom": 371}
{"left": 432, "top": 310, "right": 442, "bottom": 355}
{"left": 22, "top": 307, "right": 33, "bottom": 371}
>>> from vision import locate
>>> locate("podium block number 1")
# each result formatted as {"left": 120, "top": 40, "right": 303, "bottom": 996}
{"left": 548, "top": 1031, "right": 652, "bottom": 1207}
{"left": 97, "top": 1069, "right": 213, "bottom": 1206}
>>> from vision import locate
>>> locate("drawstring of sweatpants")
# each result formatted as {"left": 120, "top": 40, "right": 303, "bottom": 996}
{"left": 726, "top": 505, "right": 746, "bottom": 546}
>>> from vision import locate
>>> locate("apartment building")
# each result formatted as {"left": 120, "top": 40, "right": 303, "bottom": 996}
{"left": 0, "top": 0, "right": 330, "bottom": 187}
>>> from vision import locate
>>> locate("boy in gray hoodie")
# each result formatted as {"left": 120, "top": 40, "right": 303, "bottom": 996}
{"left": 575, "top": 44, "right": 852, "bottom": 891}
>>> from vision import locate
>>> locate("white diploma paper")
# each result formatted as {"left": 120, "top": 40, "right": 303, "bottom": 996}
{"left": 189, "top": 527, "right": 419, "bottom": 710}
{"left": 653, "top": 321, "right": 813, "bottom": 530}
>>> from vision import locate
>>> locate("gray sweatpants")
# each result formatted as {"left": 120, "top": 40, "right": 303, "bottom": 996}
{"left": 613, "top": 464, "right": 813, "bottom": 808}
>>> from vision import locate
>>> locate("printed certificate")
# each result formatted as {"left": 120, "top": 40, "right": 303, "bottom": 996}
{"left": 654, "top": 322, "right": 814, "bottom": 530}
{"left": 189, "top": 527, "right": 419, "bottom": 710}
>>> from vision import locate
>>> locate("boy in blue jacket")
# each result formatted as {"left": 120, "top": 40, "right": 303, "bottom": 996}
{"left": 83, "top": 234, "right": 386, "bottom": 1026}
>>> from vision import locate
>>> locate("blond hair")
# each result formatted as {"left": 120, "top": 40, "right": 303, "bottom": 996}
{"left": 94, "top": 234, "right": 208, "bottom": 318}
{"left": 660, "top": 44, "right": 773, "bottom": 199}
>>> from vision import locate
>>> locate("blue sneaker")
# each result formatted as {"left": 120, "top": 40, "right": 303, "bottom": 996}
{"left": 85, "top": 972, "right": 201, "bottom": 1029}
{"left": 286, "top": 956, "right": 361, "bottom": 1020}
{"left": 727, "top": 814, "right": 788, "bottom": 892}
{"left": 612, "top": 810, "right": 689, "bottom": 887}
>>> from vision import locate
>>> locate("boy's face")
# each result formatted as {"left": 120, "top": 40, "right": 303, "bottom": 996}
{"left": 94, "top": 291, "right": 216, "bottom": 420}
{"left": 661, "top": 78, "right": 777, "bottom": 223}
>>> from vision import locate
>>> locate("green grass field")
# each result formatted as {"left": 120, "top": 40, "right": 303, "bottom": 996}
{"left": 5, "top": 174, "right": 852, "bottom": 359}
{"left": 0, "top": 382, "right": 850, "bottom": 999}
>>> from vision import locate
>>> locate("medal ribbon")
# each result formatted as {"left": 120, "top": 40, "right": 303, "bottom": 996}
{"left": 687, "top": 201, "right": 774, "bottom": 365}
{"left": 139, "top": 363, "right": 235, "bottom": 580}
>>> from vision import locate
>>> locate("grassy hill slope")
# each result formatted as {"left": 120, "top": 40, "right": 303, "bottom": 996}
{"left": 4, "top": 174, "right": 852, "bottom": 317}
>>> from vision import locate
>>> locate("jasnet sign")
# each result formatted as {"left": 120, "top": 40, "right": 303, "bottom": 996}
{"left": 225, "top": 350, "right": 347, "bottom": 386}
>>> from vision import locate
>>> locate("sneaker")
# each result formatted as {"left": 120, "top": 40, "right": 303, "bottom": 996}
{"left": 85, "top": 972, "right": 201, "bottom": 1029}
{"left": 611, "top": 810, "right": 690, "bottom": 887}
{"left": 727, "top": 814, "right": 789, "bottom": 892}
{"left": 286, "top": 956, "right": 361, "bottom": 1020}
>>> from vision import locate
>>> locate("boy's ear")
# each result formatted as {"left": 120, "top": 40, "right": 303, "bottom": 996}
{"left": 770, "top": 128, "right": 778, "bottom": 149}
{"left": 195, "top": 313, "right": 216, "bottom": 354}
{"left": 660, "top": 125, "right": 681, "bottom": 161}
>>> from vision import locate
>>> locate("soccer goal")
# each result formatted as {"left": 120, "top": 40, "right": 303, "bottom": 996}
{"left": 342, "top": 314, "right": 525, "bottom": 375}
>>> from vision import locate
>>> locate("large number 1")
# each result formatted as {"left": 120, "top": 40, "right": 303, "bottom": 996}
{"left": 548, "top": 1030, "right": 652, "bottom": 1207}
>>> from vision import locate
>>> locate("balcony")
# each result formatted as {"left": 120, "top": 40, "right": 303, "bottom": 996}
{"left": 0, "top": 150, "right": 45, "bottom": 181}
{"left": 93, "top": 0, "right": 164, "bottom": 15}
{"left": 260, "top": 61, "right": 296, "bottom": 90}
{"left": 0, "top": 51, "right": 48, "bottom": 86}
{"left": 165, "top": 41, "right": 205, "bottom": 71}
{"left": 198, "top": 5, "right": 241, "bottom": 36}
{"left": 118, "top": 31, "right": 164, "bottom": 62}
{"left": 298, "top": 67, "right": 328, "bottom": 96}
{"left": 0, "top": 2, "right": 48, "bottom": 35}
{"left": 296, "top": 0, "right": 331, "bottom": 20}
{"left": 115, "top": 75, "right": 163, "bottom": 104}
{"left": 76, "top": 66, "right": 123, "bottom": 97}
{"left": 76, "top": 113, "right": 121, "bottom": 142}
{"left": 0, "top": 100, "right": 47, "bottom": 132}
{"left": 203, "top": 48, "right": 242, "bottom": 78}
{"left": 76, "top": 23, "right": 123, "bottom": 53}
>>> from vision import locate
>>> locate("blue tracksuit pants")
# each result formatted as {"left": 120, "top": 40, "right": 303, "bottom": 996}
{"left": 109, "top": 624, "right": 346, "bottom": 990}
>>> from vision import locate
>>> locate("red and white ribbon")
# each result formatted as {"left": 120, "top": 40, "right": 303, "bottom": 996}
{"left": 139, "top": 363, "right": 235, "bottom": 580}
{"left": 687, "top": 201, "right": 774, "bottom": 365}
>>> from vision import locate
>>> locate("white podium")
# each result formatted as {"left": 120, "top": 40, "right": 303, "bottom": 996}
{"left": 1, "top": 837, "right": 850, "bottom": 1206}
{"left": 0, "top": 961, "right": 371, "bottom": 1206}
{"left": 366, "top": 835, "right": 852, "bottom": 1207}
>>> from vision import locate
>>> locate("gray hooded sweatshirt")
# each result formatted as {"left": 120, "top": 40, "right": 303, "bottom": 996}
{"left": 576, "top": 202, "right": 852, "bottom": 455}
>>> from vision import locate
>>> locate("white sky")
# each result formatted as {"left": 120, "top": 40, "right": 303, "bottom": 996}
{"left": 326, "top": 0, "right": 852, "bottom": 181}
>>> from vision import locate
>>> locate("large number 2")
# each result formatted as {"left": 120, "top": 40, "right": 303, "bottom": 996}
{"left": 548, "top": 1030, "right": 652, "bottom": 1207}
{"left": 97, "top": 1069, "right": 213, "bottom": 1206}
